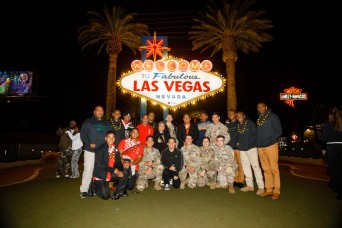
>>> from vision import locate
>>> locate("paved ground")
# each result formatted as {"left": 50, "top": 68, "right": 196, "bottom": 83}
{"left": 0, "top": 156, "right": 329, "bottom": 187}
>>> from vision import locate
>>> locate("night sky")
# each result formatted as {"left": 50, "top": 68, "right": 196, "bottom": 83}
{"left": 0, "top": 0, "right": 340, "bottom": 134}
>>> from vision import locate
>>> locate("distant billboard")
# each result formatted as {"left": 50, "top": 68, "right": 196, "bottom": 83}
{"left": 0, "top": 71, "right": 33, "bottom": 96}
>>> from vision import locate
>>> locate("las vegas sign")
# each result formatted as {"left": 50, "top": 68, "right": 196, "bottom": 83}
{"left": 118, "top": 57, "right": 225, "bottom": 110}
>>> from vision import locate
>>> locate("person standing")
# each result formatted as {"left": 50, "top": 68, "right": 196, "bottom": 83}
{"left": 165, "top": 114, "right": 178, "bottom": 147}
{"left": 148, "top": 111, "right": 157, "bottom": 131}
{"left": 55, "top": 121, "right": 74, "bottom": 178}
{"left": 177, "top": 113, "right": 199, "bottom": 149}
{"left": 236, "top": 111, "right": 265, "bottom": 195}
{"left": 136, "top": 114, "right": 154, "bottom": 145}
{"left": 153, "top": 121, "right": 170, "bottom": 153}
{"left": 122, "top": 111, "right": 134, "bottom": 139}
{"left": 66, "top": 122, "right": 83, "bottom": 179}
{"left": 321, "top": 107, "right": 342, "bottom": 200}
{"left": 196, "top": 111, "right": 211, "bottom": 146}
{"left": 108, "top": 109, "right": 125, "bottom": 146}
{"left": 205, "top": 112, "right": 230, "bottom": 146}
{"left": 91, "top": 131, "right": 130, "bottom": 200}
{"left": 80, "top": 105, "right": 109, "bottom": 198}
{"left": 226, "top": 109, "right": 245, "bottom": 188}
{"left": 256, "top": 102, "right": 282, "bottom": 200}
{"left": 161, "top": 137, "right": 184, "bottom": 190}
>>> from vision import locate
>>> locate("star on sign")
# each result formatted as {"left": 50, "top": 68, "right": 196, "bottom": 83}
{"left": 139, "top": 31, "right": 171, "bottom": 62}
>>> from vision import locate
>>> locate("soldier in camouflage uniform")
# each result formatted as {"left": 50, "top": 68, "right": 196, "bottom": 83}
{"left": 136, "top": 136, "right": 163, "bottom": 191}
{"left": 179, "top": 135, "right": 201, "bottom": 189}
{"left": 214, "top": 135, "right": 238, "bottom": 194}
{"left": 205, "top": 112, "right": 230, "bottom": 146}
{"left": 197, "top": 137, "right": 218, "bottom": 189}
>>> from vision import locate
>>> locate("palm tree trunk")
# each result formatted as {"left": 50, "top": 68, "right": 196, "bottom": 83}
{"left": 225, "top": 60, "right": 237, "bottom": 113}
{"left": 106, "top": 54, "right": 118, "bottom": 119}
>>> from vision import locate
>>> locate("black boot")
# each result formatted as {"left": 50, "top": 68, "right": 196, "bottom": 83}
{"left": 111, "top": 193, "right": 121, "bottom": 200}
{"left": 121, "top": 190, "right": 128, "bottom": 197}
{"left": 89, "top": 182, "right": 96, "bottom": 196}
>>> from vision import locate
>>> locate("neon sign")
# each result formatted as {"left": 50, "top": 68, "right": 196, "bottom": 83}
{"left": 118, "top": 57, "right": 225, "bottom": 110}
{"left": 280, "top": 86, "right": 307, "bottom": 107}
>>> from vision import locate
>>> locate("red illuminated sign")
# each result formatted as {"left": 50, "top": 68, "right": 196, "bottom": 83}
{"left": 280, "top": 86, "right": 307, "bottom": 107}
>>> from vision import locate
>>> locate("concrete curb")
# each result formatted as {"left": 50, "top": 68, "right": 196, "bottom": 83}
{"left": 0, "top": 159, "right": 43, "bottom": 170}
{"left": 279, "top": 156, "right": 326, "bottom": 167}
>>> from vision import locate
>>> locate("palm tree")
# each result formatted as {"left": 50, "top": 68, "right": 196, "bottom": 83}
{"left": 78, "top": 4, "right": 149, "bottom": 119}
{"left": 189, "top": 0, "right": 273, "bottom": 112}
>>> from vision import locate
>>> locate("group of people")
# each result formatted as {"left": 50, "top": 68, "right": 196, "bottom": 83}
{"left": 56, "top": 102, "right": 283, "bottom": 201}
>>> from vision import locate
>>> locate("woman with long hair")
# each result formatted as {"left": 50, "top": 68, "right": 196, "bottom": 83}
{"left": 321, "top": 107, "right": 342, "bottom": 200}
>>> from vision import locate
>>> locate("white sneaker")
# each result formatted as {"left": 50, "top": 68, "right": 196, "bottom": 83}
{"left": 170, "top": 179, "right": 173, "bottom": 185}
{"left": 56, "top": 175, "right": 60, "bottom": 178}
{"left": 160, "top": 180, "right": 164, "bottom": 186}
{"left": 165, "top": 184, "right": 170, "bottom": 191}
{"left": 64, "top": 174, "right": 69, "bottom": 178}
{"left": 70, "top": 175, "right": 80, "bottom": 179}
{"left": 256, "top": 188, "right": 265, "bottom": 195}
{"left": 241, "top": 186, "right": 254, "bottom": 192}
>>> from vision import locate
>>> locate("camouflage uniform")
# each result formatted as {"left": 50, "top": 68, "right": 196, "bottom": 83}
{"left": 197, "top": 146, "right": 218, "bottom": 188}
{"left": 214, "top": 145, "right": 237, "bottom": 188}
{"left": 56, "top": 127, "right": 72, "bottom": 177}
{"left": 205, "top": 122, "right": 230, "bottom": 146}
{"left": 179, "top": 144, "right": 201, "bottom": 188}
{"left": 136, "top": 147, "right": 163, "bottom": 191}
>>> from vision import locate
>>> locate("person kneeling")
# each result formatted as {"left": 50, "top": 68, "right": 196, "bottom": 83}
{"left": 91, "top": 130, "right": 129, "bottom": 200}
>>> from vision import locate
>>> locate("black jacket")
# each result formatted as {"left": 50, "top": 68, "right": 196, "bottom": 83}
{"left": 107, "top": 118, "right": 126, "bottom": 146}
{"left": 93, "top": 143, "right": 123, "bottom": 181}
{"left": 256, "top": 109, "right": 282, "bottom": 147}
{"left": 161, "top": 148, "right": 183, "bottom": 175}
{"left": 226, "top": 120, "right": 238, "bottom": 149}
{"left": 153, "top": 130, "right": 171, "bottom": 153}
{"left": 80, "top": 116, "right": 110, "bottom": 152}
{"left": 236, "top": 119, "right": 257, "bottom": 151}
{"left": 321, "top": 121, "right": 342, "bottom": 142}
{"left": 176, "top": 124, "right": 199, "bottom": 149}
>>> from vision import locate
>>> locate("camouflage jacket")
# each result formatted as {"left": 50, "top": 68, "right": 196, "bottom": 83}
{"left": 214, "top": 145, "right": 237, "bottom": 170}
{"left": 139, "top": 147, "right": 162, "bottom": 172}
{"left": 205, "top": 122, "right": 230, "bottom": 145}
{"left": 199, "top": 146, "right": 218, "bottom": 172}
{"left": 181, "top": 144, "right": 201, "bottom": 170}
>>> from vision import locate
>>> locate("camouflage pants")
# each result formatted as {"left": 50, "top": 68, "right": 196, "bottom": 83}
{"left": 56, "top": 149, "right": 72, "bottom": 176}
{"left": 70, "top": 148, "right": 82, "bottom": 178}
{"left": 197, "top": 170, "right": 217, "bottom": 187}
{"left": 179, "top": 168, "right": 198, "bottom": 188}
{"left": 136, "top": 164, "right": 163, "bottom": 191}
{"left": 217, "top": 166, "right": 235, "bottom": 187}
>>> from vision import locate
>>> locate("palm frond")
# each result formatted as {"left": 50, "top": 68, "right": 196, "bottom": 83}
{"left": 189, "top": 0, "right": 273, "bottom": 57}
{"left": 78, "top": 4, "right": 149, "bottom": 55}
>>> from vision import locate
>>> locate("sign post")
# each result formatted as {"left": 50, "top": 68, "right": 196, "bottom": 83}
{"left": 139, "top": 32, "right": 170, "bottom": 120}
